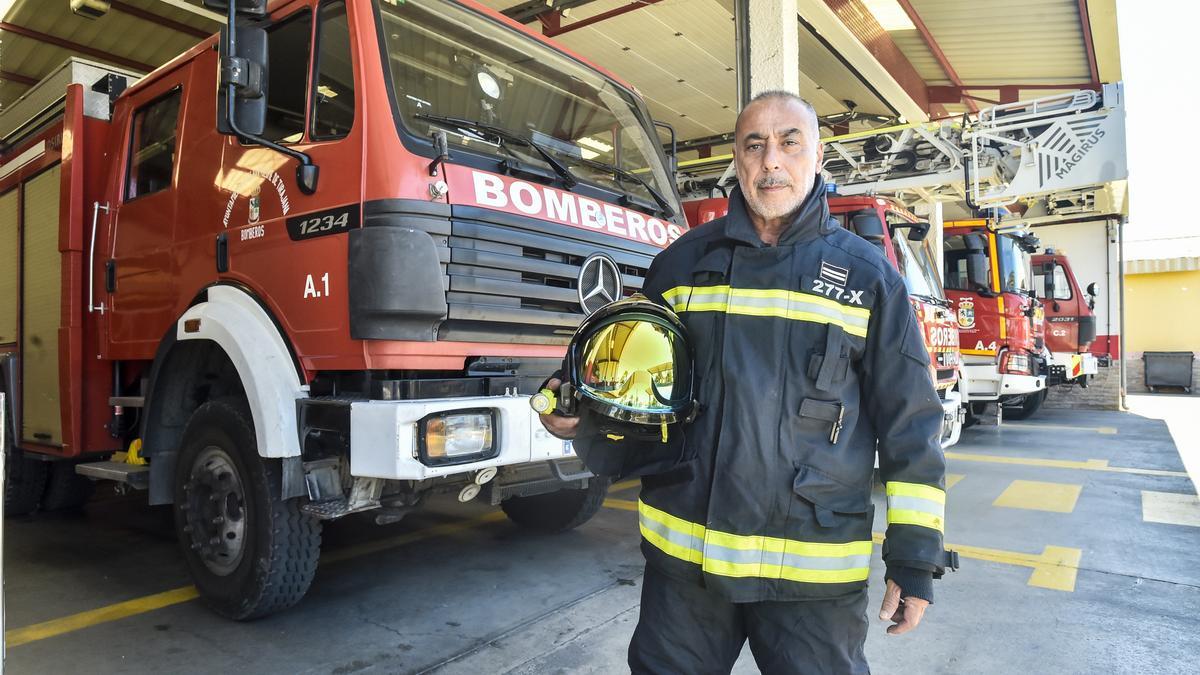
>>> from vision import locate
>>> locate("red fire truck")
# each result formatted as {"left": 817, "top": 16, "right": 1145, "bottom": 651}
{"left": 0, "top": 0, "right": 684, "bottom": 618}
{"left": 1032, "top": 250, "right": 1100, "bottom": 388}
{"left": 943, "top": 220, "right": 1047, "bottom": 421}
{"left": 683, "top": 194, "right": 965, "bottom": 448}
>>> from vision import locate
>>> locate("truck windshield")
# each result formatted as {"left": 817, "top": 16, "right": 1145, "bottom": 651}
{"left": 996, "top": 235, "right": 1032, "bottom": 293}
{"left": 377, "top": 0, "right": 674, "bottom": 205}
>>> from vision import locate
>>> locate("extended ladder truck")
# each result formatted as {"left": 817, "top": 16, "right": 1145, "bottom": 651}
{"left": 0, "top": 0, "right": 685, "bottom": 619}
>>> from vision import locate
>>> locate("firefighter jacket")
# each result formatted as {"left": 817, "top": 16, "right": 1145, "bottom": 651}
{"left": 583, "top": 179, "right": 948, "bottom": 603}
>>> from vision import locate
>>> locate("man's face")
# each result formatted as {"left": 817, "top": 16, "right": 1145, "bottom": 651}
{"left": 734, "top": 98, "right": 824, "bottom": 222}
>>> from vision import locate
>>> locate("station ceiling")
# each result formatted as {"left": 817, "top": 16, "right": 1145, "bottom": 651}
{"left": 1, "top": 0, "right": 1121, "bottom": 153}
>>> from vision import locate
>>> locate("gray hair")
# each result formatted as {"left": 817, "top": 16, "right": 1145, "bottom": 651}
{"left": 740, "top": 91, "right": 819, "bottom": 135}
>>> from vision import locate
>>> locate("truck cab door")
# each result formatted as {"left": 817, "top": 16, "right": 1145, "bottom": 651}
{"left": 106, "top": 81, "right": 186, "bottom": 357}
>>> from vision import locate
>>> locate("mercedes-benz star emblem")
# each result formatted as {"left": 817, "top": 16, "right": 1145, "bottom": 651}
{"left": 578, "top": 253, "right": 623, "bottom": 315}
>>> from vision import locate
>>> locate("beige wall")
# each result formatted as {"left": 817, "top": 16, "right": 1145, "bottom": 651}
{"left": 1125, "top": 270, "right": 1200, "bottom": 352}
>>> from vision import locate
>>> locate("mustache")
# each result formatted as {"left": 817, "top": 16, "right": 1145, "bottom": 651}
{"left": 755, "top": 175, "right": 793, "bottom": 189}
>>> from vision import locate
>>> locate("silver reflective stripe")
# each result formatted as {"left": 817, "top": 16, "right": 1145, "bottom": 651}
{"left": 887, "top": 495, "right": 945, "bottom": 518}
{"left": 640, "top": 509, "right": 704, "bottom": 552}
{"left": 704, "top": 541, "right": 872, "bottom": 571}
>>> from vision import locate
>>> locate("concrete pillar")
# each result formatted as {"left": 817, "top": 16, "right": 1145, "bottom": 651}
{"left": 735, "top": 0, "right": 800, "bottom": 108}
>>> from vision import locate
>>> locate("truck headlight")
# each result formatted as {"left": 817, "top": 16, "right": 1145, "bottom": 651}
{"left": 418, "top": 409, "right": 497, "bottom": 466}
{"left": 1002, "top": 353, "right": 1031, "bottom": 375}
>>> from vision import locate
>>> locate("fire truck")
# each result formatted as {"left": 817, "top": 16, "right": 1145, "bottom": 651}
{"left": 683, "top": 194, "right": 965, "bottom": 448}
{"left": 0, "top": 0, "right": 684, "bottom": 618}
{"left": 943, "top": 220, "right": 1047, "bottom": 421}
{"left": 1032, "top": 249, "right": 1100, "bottom": 388}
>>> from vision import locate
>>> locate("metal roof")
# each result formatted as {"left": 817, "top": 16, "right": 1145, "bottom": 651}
{"left": 1, "top": 0, "right": 1122, "bottom": 149}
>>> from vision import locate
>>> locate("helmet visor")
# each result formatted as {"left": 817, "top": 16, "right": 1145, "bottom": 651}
{"left": 576, "top": 316, "right": 690, "bottom": 415}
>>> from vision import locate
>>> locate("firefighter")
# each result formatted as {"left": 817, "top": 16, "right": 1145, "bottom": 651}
{"left": 540, "top": 91, "right": 949, "bottom": 674}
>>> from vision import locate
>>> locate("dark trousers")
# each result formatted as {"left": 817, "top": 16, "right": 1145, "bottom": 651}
{"left": 628, "top": 565, "right": 870, "bottom": 675}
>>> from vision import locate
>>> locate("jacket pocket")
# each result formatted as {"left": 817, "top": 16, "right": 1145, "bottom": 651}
{"left": 792, "top": 464, "right": 872, "bottom": 528}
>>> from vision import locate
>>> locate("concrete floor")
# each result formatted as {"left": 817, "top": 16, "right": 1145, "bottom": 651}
{"left": 4, "top": 402, "right": 1199, "bottom": 674}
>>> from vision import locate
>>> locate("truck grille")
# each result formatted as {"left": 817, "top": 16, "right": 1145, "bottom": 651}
{"left": 441, "top": 205, "right": 658, "bottom": 344}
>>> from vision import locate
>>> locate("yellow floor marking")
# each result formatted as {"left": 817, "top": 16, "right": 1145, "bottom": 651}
{"left": 610, "top": 479, "right": 640, "bottom": 494}
{"left": 5, "top": 511, "right": 508, "bottom": 648}
{"left": 945, "top": 474, "right": 965, "bottom": 489}
{"left": 1002, "top": 423, "right": 1118, "bottom": 435}
{"left": 1141, "top": 490, "right": 1200, "bottom": 527}
{"left": 604, "top": 498, "right": 639, "bottom": 512}
{"left": 945, "top": 451, "right": 1188, "bottom": 478}
{"left": 5, "top": 586, "right": 201, "bottom": 648}
{"left": 993, "top": 480, "right": 1083, "bottom": 513}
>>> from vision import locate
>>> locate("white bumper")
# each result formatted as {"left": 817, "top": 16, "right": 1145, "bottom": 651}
{"left": 962, "top": 363, "right": 1046, "bottom": 401}
{"left": 940, "top": 390, "right": 964, "bottom": 449}
{"left": 1049, "top": 351, "right": 1098, "bottom": 381}
{"left": 349, "top": 395, "right": 575, "bottom": 480}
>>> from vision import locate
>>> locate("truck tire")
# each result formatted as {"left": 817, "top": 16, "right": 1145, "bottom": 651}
{"left": 1002, "top": 390, "right": 1046, "bottom": 421}
{"left": 40, "top": 461, "right": 96, "bottom": 512}
{"left": 5, "top": 452, "right": 48, "bottom": 516}
{"left": 174, "top": 398, "right": 322, "bottom": 620}
{"left": 501, "top": 476, "right": 611, "bottom": 533}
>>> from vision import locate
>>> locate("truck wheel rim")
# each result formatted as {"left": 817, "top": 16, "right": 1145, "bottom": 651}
{"left": 182, "top": 446, "right": 248, "bottom": 576}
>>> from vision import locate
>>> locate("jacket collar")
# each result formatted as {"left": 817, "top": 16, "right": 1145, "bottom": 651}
{"left": 723, "top": 176, "right": 832, "bottom": 248}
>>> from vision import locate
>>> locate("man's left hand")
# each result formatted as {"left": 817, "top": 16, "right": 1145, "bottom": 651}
{"left": 878, "top": 579, "right": 928, "bottom": 635}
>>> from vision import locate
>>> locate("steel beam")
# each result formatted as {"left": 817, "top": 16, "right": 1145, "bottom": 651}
{"left": 543, "top": 0, "right": 665, "bottom": 38}
{"left": 111, "top": 1, "right": 209, "bottom": 39}
{"left": 0, "top": 70, "right": 38, "bottom": 87}
{"left": 804, "top": 0, "right": 929, "bottom": 121}
{"left": 0, "top": 22, "right": 157, "bottom": 72}
{"left": 1077, "top": 0, "right": 1101, "bottom": 86}
{"left": 895, "top": 0, "right": 977, "bottom": 113}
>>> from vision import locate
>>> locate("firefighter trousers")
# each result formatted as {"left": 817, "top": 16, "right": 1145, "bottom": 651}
{"left": 628, "top": 565, "right": 870, "bottom": 675}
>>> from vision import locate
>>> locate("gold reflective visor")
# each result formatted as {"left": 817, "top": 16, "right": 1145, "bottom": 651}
{"left": 577, "top": 318, "right": 685, "bottom": 416}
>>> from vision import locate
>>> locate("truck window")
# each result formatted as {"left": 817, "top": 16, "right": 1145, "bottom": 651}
{"left": 1034, "top": 262, "right": 1073, "bottom": 301}
{"left": 261, "top": 10, "right": 313, "bottom": 143}
{"left": 311, "top": 1, "right": 354, "bottom": 140}
{"left": 377, "top": 0, "right": 673, "bottom": 206}
{"left": 943, "top": 233, "right": 990, "bottom": 292}
{"left": 996, "top": 235, "right": 1031, "bottom": 293}
{"left": 126, "top": 89, "right": 182, "bottom": 200}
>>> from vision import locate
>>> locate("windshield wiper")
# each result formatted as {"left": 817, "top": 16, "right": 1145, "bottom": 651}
{"left": 570, "top": 156, "right": 675, "bottom": 219}
{"left": 913, "top": 293, "right": 953, "bottom": 309}
{"left": 414, "top": 113, "right": 577, "bottom": 188}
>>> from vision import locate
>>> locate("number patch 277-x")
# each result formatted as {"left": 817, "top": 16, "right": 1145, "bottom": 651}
{"left": 286, "top": 205, "right": 359, "bottom": 241}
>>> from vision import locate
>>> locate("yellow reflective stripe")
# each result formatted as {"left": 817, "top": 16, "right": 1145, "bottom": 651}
{"left": 637, "top": 500, "right": 873, "bottom": 583}
{"left": 662, "top": 285, "right": 871, "bottom": 338}
{"left": 886, "top": 482, "right": 946, "bottom": 504}
{"left": 886, "top": 509, "right": 945, "bottom": 533}
{"left": 886, "top": 482, "right": 946, "bottom": 533}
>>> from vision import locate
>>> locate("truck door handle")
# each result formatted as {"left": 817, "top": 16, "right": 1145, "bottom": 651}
{"left": 105, "top": 260, "right": 117, "bottom": 293}
{"left": 216, "top": 232, "right": 229, "bottom": 273}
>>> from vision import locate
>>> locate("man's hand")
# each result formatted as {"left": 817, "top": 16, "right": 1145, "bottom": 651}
{"left": 879, "top": 579, "right": 928, "bottom": 635}
{"left": 538, "top": 378, "right": 579, "bottom": 440}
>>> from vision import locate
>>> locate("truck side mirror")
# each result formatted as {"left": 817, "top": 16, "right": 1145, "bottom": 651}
{"left": 1086, "top": 281, "right": 1097, "bottom": 309}
{"left": 894, "top": 220, "right": 930, "bottom": 241}
{"left": 216, "top": 24, "right": 268, "bottom": 136}
{"left": 850, "top": 210, "right": 887, "bottom": 250}
{"left": 1041, "top": 261, "right": 1055, "bottom": 298}
{"left": 967, "top": 252, "right": 990, "bottom": 292}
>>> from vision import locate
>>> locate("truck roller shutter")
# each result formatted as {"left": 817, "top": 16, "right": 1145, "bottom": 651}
{"left": 20, "top": 166, "right": 62, "bottom": 446}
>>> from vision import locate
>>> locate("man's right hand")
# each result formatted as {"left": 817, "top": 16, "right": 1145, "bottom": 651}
{"left": 538, "top": 378, "right": 579, "bottom": 440}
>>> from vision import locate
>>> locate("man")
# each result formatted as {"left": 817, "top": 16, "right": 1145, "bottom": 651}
{"left": 541, "top": 91, "right": 948, "bottom": 674}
